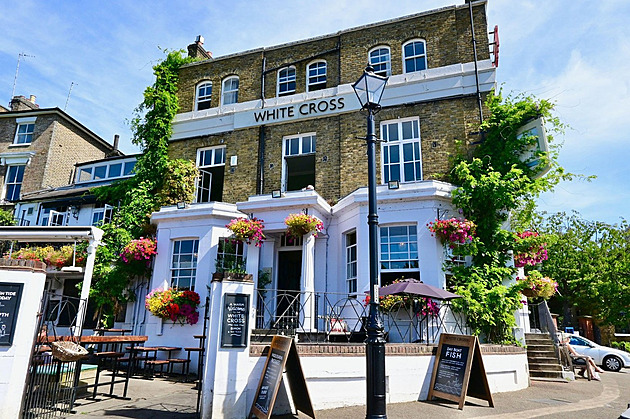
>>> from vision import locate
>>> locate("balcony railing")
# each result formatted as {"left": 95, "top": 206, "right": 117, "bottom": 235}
{"left": 253, "top": 288, "right": 469, "bottom": 344}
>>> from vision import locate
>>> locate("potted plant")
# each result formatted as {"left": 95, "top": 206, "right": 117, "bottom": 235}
{"left": 427, "top": 218, "right": 476, "bottom": 248}
{"left": 7, "top": 245, "right": 86, "bottom": 271}
{"left": 145, "top": 287, "right": 201, "bottom": 325}
{"left": 226, "top": 217, "right": 265, "bottom": 247}
{"left": 284, "top": 213, "right": 324, "bottom": 239}
{"left": 517, "top": 270, "right": 557, "bottom": 299}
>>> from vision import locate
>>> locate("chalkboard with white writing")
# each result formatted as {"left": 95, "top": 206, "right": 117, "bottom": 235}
{"left": 433, "top": 343, "right": 470, "bottom": 396}
{"left": 221, "top": 293, "right": 250, "bottom": 348}
{"left": 0, "top": 283, "right": 24, "bottom": 346}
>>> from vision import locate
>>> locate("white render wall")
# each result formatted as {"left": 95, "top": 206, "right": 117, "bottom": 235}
{"left": 245, "top": 350, "right": 529, "bottom": 411}
{"left": 0, "top": 267, "right": 46, "bottom": 419}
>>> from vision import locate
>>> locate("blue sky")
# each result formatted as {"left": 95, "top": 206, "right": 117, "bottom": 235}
{"left": 1, "top": 1, "right": 628, "bottom": 224}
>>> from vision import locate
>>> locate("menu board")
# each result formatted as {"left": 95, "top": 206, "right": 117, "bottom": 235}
{"left": 253, "top": 347, "right": 285, "bottom": 415}
{"left": 249, "top": 335, "right": 315, "bottom": 419}
{"left": 0, "top": 283, "right": 24, "bottom": 346}
{"left": 221, "top": 293, "right": 250, "bottom": 348}
{"left": 433, "top": 343, "right": 470, "bottom": 396}
{"left": 427, "top": 333, "right": 493, "bottom": 410}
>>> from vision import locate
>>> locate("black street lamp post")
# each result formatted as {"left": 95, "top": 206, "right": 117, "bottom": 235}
{"left": 352, "top": 65, "right": 389, "bottom": 419}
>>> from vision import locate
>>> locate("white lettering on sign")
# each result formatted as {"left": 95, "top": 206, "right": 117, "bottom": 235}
{"left": 445, "top": 346, "right": 464, "bottom": 359}
{"left": 252, "top": 97, "right": 345, "bottom": 123}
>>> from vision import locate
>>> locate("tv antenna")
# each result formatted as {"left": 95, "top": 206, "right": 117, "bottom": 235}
{"left": 11, "top": 52, "right": 35, "bottom": 99}
{"left": 64, "top": 82, "right": 76, "bottom": 111}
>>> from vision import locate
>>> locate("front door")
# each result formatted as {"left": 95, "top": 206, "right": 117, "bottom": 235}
{"left": 276, "top": 250, "right": 302, "bottom": 331}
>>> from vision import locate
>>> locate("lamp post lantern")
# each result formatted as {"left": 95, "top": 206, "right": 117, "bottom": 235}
{"left": 352, "top": 64, "right": 388, "bottom": 419}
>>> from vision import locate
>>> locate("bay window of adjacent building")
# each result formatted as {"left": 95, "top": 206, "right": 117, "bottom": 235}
{"left": 196, "top": 81, "right": 212, "bottom": 110}
{"left": 282, "top": 133, "right": 316, "bottom": 191}
{"left": 369, "top": 46, "right": 391, "bottom": 77}
{"left": 381, "top": 117, "right": 422, "bottom": 184}
{"left": 345, "top": 231, "right": 358, "bottom": 295}
{"left": 196, "top": 146, "right": 225, "bottom": 203}
{"left": 403, "top": 39, "right": 427, "bottom": 73}
{"left": 221, "top": 76, "right": 239, "bottom": 105}
{"left": 3, "top": 164, "right": 25, "bottom": 201}
{"left": 171, "top": 239, "right": 199, "bottom": 290}
{"left": 277, "top": 66, "right": 296, "bottom": 96}
{"left": 379, "top": 225, "right": 419, "bottom": 285}
{"left": 306, "top": 60, "right": 327, "bottom": 92}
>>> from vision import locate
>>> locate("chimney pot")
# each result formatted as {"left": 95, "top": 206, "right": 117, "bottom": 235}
{"left": 29, "top": 95, "right": 36, "bottom": 103}
{"left": 113, "top": 134, "right": 120, "bottom": 151}
{"left": 195, "top": 35, "right": 204, "bottom": 45}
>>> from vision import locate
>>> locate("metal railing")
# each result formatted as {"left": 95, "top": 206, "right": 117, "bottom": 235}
{"left": 253, "top": 289, "right": 469, "bottom": 344}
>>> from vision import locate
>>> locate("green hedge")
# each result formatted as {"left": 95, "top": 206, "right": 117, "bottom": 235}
{"left": 611, "top": 341, "right": 630, "bottom": 352}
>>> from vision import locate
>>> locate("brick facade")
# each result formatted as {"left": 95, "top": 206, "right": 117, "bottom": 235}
{"left": 171, "top": 1, "right": 493, "bottom": 204}
{"left": 0, "top": 106, "right": 114, "bottom": 204}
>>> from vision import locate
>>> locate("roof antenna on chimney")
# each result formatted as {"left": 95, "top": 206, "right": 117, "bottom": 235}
{"left": 64, "top": 81, "right": 76, "bottom": 111}
{"left": 11, "top": 52, "right": 35, "bottom": 100}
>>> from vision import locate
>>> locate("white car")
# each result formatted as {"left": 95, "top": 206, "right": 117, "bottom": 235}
{"left": 568, "top": 334, "right": 630, "bottom": 372}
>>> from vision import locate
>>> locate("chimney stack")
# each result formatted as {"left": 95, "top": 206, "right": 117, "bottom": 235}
{"left": 187, "top": 35, "right": 213, "bottom": 60}
{"left": 10, "top": 95, "right": 39, "bottom": 111}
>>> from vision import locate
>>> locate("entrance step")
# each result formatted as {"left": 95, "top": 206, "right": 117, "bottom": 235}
{"left": 525, "top": 332, "right": 565, "bottom": 380}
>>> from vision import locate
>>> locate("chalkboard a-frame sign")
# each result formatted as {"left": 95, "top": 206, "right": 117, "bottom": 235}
{"left": 0, "top": 282, "right": 24, "bottom": 346}
{"left": 427, "top": 333, "right": 494, "bottom": 410}
{"left": 249, "top": 335, "right": 316, "bottom": 419}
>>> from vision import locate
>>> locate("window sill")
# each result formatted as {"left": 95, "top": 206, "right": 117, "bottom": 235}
{"left": 8, "top": 143, "right": 32, "bottom": 148}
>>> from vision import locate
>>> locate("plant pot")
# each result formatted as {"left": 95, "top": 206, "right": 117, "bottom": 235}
{"left": 212, "top": 272, "right": 253, "bottom": 282}
{"left": 521, "top": 288, "right": 537, "bottom": 298}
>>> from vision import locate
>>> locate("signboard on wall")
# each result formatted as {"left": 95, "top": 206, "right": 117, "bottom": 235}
{"left": 0, "top": 282, "right": 24, "bottom": 346}
{"left": 427, "top": 333, "right": 493, "bottom": 410}
{"left": 221, "top": 293, "right": 250, "bottom": 348}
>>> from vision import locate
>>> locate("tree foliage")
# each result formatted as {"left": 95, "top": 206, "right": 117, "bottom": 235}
{"left": 537, "top": 212, "right": 630, "bottom": 330}
{"left": 89, "top": 50, "right": 198, "bottom": 324}
{"left": 448, "top": 91, "right": 573, "bottom": 343}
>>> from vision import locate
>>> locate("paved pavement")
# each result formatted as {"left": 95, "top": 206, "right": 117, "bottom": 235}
{"left": 71, "top": 369, "right": 630, "bottom": 418}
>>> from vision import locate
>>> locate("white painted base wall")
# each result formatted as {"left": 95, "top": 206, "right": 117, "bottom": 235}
{"left": 245, "top": 351, "right": 529, "bottom": 412}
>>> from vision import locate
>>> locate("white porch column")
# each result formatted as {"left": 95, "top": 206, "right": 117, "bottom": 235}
{"left": 201, "top": 277, "right": 256, "bottom": 419}
{"left": 300, "top": 233, "right": 316, "bottom": 332}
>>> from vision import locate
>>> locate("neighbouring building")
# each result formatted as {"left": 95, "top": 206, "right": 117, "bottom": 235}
{"left": 135, "top": 0, "right": 499, "bottom": 350}
{"left": 0, "top": 95, "right": 119, "bottom": 217}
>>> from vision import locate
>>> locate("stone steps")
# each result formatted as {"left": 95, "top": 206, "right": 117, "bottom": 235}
{"left": 525, "top": 332, "right": 565, "bottom": 380}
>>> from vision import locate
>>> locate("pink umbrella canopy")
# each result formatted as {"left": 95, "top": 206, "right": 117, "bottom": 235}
{"left": 378, "top": 278, "right": 461, "bottom": 300}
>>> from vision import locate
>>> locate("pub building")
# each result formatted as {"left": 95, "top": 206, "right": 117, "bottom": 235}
{"left": 132, "top": 1, "right": 498, "bottom": 357}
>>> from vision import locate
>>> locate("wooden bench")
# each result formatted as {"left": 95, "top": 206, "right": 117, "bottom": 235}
{"left": 559, "top": 344, "right": 592, "bottom": 380}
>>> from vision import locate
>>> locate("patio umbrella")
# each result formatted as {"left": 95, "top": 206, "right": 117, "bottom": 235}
{"left": 378, "top": 278, "right": 461, "bottom": 300}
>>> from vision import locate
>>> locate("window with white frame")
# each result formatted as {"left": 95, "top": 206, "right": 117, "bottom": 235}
{"left": 4, "top": 165, "right": 25, "bottom": 201}
{"left": 379, "top": 225, "right": 419, "bottom": 285}
{"left": 196, "top": 81, "right": 212, "bottom": 110}
{"left": 216, "top": 238, "right": 246, "bottom": 272}
{"left": 277, "top": 66, "right": 296, "bottom": 96}
{"left": 369, "top": 46, "right": 391, "bottom": 77}
{"left": 92, "top": 203, "right": 114, "bottom": 226}
{"left": 196, "top": 146, "right": 226, "bottom": 203}
{"left": 171, "top": 239, "right": 199, "bottom": 290}
{"left": 282, "top": 133, "right": 316, "bottom": 191}
{"left": 403, "top": 39, "right": 427, "bottom": 73}
{"left": 39, "top": 207, "right": 68, "bottom": 226}
{"left": 76, "top": 157, "right": 136, "bottom": 183}
{"left": 221, "top": 76, "right": 239, "bottom": 105}
{"left": 345, "top": 231, "right": 358, "bottom": 295}
{"left": 14, "top": 123, "right": 35, "bottom": 144}
{"left": 381, "top": 117, "right": 422, "bottom": 184}
{"left": 307, "top": 61, "right": 327, "bottom": 92}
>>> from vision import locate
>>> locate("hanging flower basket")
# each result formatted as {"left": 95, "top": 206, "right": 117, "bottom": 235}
{"left": 517, "top": 271, "right": 557, "bottom": 299}
{"left": 50, "top": 340, "right": 89, "bottom": 361}
{"left": 513, "top": 231, "right": 548, "bottom": 267}
{"left": 226, "top": 217, "right": 265, "bottom": 247}
{"left": 145, "top": 287, "right": 201, "bottom": 325}
{"left": 120, "top": 237, "right": 157, "bottom": 266}
{"left": 284, "top": 213, "right": 324, "bottom": 239}
{"left": 427, "top": 218, "right": 476, "bottom": 249}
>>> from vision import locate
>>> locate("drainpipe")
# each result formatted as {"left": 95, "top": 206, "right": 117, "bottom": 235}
{"left": 469, "top": 1, "right": 484, "bottom": 125}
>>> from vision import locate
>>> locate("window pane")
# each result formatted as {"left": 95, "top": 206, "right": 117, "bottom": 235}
{"left": 402, "top": 121, "right": 413, "bottom": 140}
{"left": 388, "top": 124, "right": 399, "bottom": 142}
{"left": 94, "top": 166, "right": 107, "bottom": 179}
{"left": 123, "top": 161, "right": 136, "bottom": 175}
{"left": 214, "top": 148, "right": 225, "bottom": 165}
{"left": 404, "top": 162, "right": 414, "bottom": 181}
{"left": 79, "top": 167, "right": 92, "bottom": 182}
{"left": 389, "top": 145, "right": 400, "bottom": 163}
{"left": 109, "top": 163, "right": 122, "bottom": 178}
{"left": 403, "top": 143, "right": 414, "bottom": 161}
{"left": 390, "top": 165, "right": 400, "bottom": 182}
{"left": 290, "top": 138, "right": 299, "bottom": 155}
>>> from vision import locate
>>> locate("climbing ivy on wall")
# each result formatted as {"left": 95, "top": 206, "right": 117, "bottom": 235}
{"left": 446, "top": 91, "right": 576, "bottom": 344}
{"left": 89, "top": 50, "right": 199, "bottom": 325}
